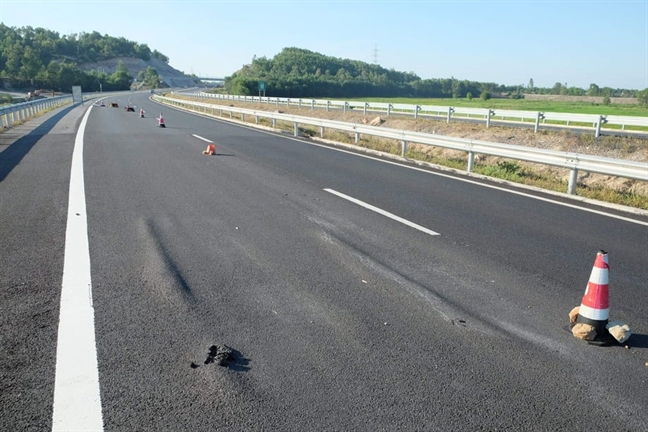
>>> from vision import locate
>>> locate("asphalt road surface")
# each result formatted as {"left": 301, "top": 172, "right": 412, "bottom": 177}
{"left": 2, "top": 93, "right": 648, "bottom": 431}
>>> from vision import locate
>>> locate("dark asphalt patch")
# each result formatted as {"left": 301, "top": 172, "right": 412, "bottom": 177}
{"left": 191, "top": 345, "right": 250, "bottom": 371}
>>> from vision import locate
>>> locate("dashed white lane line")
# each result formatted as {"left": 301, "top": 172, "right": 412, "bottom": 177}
{"left": 52, "top": 105, "right": 104, "bottom": 431}
{"left": 192, "top": 133, "right": 213, "bottom": 143}
{"left": 324, "top": 188, "right": 440, "bottom": 236}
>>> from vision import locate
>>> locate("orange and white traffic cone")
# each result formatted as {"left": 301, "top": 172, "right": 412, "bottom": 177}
{"left": 140, "top": 108, "right": 145, "bottom": 118}
{"left": 575, "top": 250, "right": 614, "bottom": 344}
{"left": 157, "top": 113, "right": 165, "bottom": 128}
{"left": 202, "top": 143, "right": 216, "bottom": 155}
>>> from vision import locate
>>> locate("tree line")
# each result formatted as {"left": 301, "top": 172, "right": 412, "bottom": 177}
{"left": 0, "top": 24, "right": 169, "bottom": 92}
{"left": 225, "top": 47, "right": 646, "bottom": 104}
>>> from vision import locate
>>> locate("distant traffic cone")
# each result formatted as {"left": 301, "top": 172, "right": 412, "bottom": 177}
{"left": 575, "top": 250, "right": 613, "bottom": 343}
{"left": 202, "top": 143, "right": 216, "bottom": 155}
{"left": 157, "top": 113, "right": 165, "bottom": 128}
{"left": 140, "top": 108, "right": 145, "bottom": 118}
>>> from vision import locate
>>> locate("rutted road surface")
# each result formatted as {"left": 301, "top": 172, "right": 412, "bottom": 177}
{"left": 1, "top": 94, "right": 647, "bottom": 431}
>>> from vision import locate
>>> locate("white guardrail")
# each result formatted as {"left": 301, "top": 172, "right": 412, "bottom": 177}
{"left": 0, "top": 95, "right": 74, "bottom": 129}
{"left": 155, "top": 94, "right": 648, "bottom": 196}
{"left": 179, "top": 92, "right": 648, "bottom": 137}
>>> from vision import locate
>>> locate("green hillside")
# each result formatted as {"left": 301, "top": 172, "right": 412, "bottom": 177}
{"left": 225, "top": 47, "right": 646, "bottom": 104}
{"left": 0, "top": 24, "right": 170, "bottom": 92}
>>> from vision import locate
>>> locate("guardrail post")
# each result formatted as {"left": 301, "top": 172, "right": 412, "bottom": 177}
{"left": 467, "top": 151, "right": 475, "bottom": 172}
{"left": 567, "top": 169, "right": 578, "bottom": 195}
{"left": 344, "top": 102, "right": 348, "bottom": 113}
{"left": 535, "top": 112, "right": 544, "bottom": 133}
{"left": 229, "top": 111, "right": 232, "bottom": 119}
{"left": 242, "top": 113, "right": 245, "bottom": 121}
{"left": 326, "top": 101, "right": 331, "bottom": 112}
{"left": 320, "top": 126, "right": 325, "bottom": 137}
{"left": 272, "top": 119, "right": 276, "bottom": 128}
{"left": 364, "top": 103, "right": 369, "bottom": 115}
{"left": 401, "top": 140, "right": 407, "bottom": 157}
{"left": 294, "top": 122, "right": 299, "bottom": 136}
{"left": 311, "top": 100, "right": 315, "bottom": 110}
{"left": 255, "top": 115, "right": 259, "bottom": 124}
{"left": 447, "top": 107, "right": 454, "bottom": 124}
{"left": 276, "top": 98, "right": 279, "bottom": 107}
{"left": 298, "top": 99, "right": 302, "bottom": 109}
{"left": 487, "top": 110, "right": 494, "bottom": 128}
{"left": 595, "top": 116, "right": 606, "bottom": 138}
{"left": 354, "top": 132, "right": 359, "bottom": 143}
{"left": 414, "top": 105, "right": 420, "bottom": 119}
{"left": 388, "top": 104, "right": 392, "bottom": 116}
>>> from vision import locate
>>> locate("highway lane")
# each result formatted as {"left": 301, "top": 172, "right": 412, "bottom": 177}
{"left": 2, "top": 94, "right": 648, "bottom": 430}
{"left": 0, "top": 104, "right": 82, "bottom": 430}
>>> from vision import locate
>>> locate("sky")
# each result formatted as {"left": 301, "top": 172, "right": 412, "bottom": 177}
{"left": 1, "top": 0, "right": 647, "bottom": 90}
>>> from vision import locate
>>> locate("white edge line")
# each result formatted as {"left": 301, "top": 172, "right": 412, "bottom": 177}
{"left": 325, "top": 188, "right": 440, "bottom": 236}
{"left": 192, "top": 133, "right": 213, "bottom": 143}
{"left": 162, "top": 101, "right": 648, "bottom": 227}
{"left": 52, "top": 104, "right": 104, "bottom": 431}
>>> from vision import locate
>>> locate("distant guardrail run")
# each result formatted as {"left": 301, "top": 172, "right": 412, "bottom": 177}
{"left": 0, "top": 95, "right": 74, "bottom": 129}
{"left": 177, "top": 91, "right": 648, "bottom": 137}
{"left": 155, "top": 94, "right": 648, "bottom": 197}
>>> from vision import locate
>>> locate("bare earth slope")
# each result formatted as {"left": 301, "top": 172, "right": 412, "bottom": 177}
{"left": 78, "top": 57, "right": 196, "bottom": 88}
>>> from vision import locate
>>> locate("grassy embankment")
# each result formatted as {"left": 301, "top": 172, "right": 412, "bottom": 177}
{"left": 338, "top": 97, "right": 648, "bottom": 133}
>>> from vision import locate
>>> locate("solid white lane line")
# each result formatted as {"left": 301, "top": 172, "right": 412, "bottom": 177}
{"left": 324, "top": 188, "right": 440, "bottom": 236}
{"left": 192, "top": 133, "right": 213, "bottom": 143}
{"left": 52, "top": 105, "right": 104, "bottom": 431}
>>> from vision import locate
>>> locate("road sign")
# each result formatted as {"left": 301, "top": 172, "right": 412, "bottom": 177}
{"left": 72, "top": 86, "right": 83, "bottom": 104}
{"left": 259, "top": 81, "right": 266, "bottom": 92}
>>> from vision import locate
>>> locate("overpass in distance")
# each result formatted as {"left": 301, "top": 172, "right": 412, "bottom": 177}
{"left": 197, "top": 77, "right": 225, "bottom": 83}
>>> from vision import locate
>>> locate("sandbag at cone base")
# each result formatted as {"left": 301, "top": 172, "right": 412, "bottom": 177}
{"left": 576, "top": 250, "right": 614, "bottom": 343}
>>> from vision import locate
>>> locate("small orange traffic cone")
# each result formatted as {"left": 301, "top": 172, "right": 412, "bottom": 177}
{"left": 157, "top": 113, "right": 165, "bottom": 128}
{"left": 202, "top": 143, "right": 216, "bottom": 155}
{"left": 575, "top": 250, "right": 614, "bottom": 343}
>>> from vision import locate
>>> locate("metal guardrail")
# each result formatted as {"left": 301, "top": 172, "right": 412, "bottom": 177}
{"left": 179, "top": 92, "right": 648, "bottom": 137}
{"left": 0, "top": 95, "right": 74, "bottom": 130}
{"left": 156, "top": 95, "right": 648, "bottom": 196}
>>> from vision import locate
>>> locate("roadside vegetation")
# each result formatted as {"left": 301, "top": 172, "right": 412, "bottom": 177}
{"left": 0, "top": 24, "right": 171, "bottom": 92}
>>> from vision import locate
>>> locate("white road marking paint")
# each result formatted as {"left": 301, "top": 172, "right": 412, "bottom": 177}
{"left": 324, "top": 188, "right": 440, "bottom": 236}
{"left": 192, "top": 133, "right": 213, "bottom": 143}
{"left": 52, "top": 105, "right": 104, "bottom": 431}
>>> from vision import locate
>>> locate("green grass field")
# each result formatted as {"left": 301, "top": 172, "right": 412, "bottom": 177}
{"left": 337, "top": 97, "right": 647, "bottom": 117}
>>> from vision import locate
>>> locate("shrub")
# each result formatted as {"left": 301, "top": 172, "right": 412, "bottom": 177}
{"left": 480, "top": 91, "right": 491, "bottom": 101}
{"left": 637, "top": 88, "right": 648, "bottom": 107}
